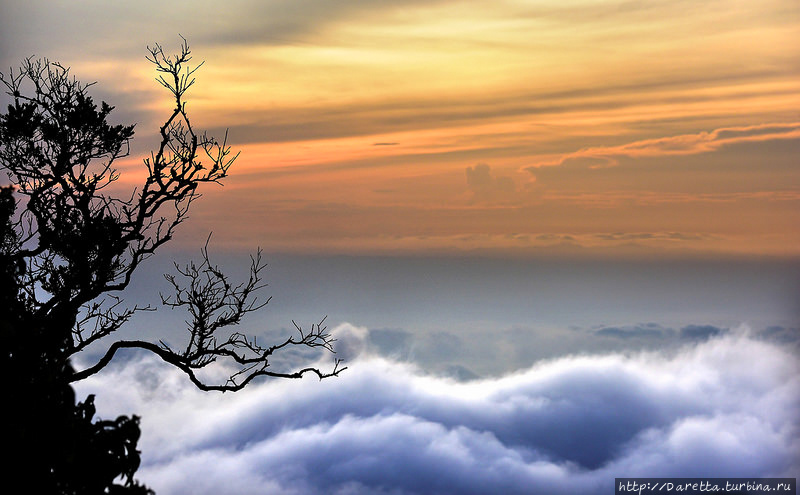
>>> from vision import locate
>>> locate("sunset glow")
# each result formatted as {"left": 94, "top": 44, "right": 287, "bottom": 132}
{"left": 3, "top": 0, "right": 796, "bottom": 257}
{"left": 3, "top": 2, "right": 798, "bottom": 493}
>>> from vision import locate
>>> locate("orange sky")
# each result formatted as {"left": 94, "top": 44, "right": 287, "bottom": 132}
{"left": 2, "top": 0, "right": 799, "bottom": 257}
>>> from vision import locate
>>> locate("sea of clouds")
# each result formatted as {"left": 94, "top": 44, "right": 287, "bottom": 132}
{"left": 76, "top": 324, "right": 799, "bottom": 495}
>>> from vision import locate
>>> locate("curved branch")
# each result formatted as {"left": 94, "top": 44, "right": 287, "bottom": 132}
{"left": 70, "top": 339, "right": 346, "bottom": 392}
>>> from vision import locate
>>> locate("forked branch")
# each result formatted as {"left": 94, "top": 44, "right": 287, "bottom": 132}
{"left": 71, "top": 242, "right": 344, "bottom": 390}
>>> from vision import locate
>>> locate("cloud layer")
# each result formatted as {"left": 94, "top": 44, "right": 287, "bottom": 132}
{"left": 76, "top": 326, "right": 800, "bottom": 495}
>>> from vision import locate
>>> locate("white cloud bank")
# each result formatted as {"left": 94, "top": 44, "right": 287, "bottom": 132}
{"left": 75, "top": 325, "right": 799, "bottom": 495}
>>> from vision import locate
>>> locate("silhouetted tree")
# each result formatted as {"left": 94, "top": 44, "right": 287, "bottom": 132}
{"left": 0, "top": 39, "right": 343, "bottom": 493}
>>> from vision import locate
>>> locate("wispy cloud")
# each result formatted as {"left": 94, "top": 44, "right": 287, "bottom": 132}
{"left": 3, "top": 0, "right": 798, "bottom": 257}
{"left": 76, "top": 327, "right": 800, "bottom": 495}
{"left": 526, "top": 122, "right": 800, "bottom": 171}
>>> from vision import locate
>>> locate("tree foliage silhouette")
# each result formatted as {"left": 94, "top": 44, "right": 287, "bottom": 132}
{"left": 0, "top": 39, "right": 343, "bottom": 493}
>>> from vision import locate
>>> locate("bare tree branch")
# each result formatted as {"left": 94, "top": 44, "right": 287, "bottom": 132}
{"left": 1, "top": 39, "right": 341, "bottom": 394}
{"left": 70, "top": 332, "right": 346, "bottom": 392}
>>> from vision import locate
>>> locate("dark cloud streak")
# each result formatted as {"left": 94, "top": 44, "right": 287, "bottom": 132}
{"left": 206, "top": 68, "right": 796, "bottom": 146}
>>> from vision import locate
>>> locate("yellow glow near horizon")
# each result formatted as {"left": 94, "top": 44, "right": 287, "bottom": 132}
{"left": 53, "top": 0, "right": 799, "bottom": 257}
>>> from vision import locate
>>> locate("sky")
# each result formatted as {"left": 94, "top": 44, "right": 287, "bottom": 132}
{"left": 2, "top": 0, "right": 798, "bottom": 258}
{"left": 2, "top": 0, "right": 799, "bottom": 493}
